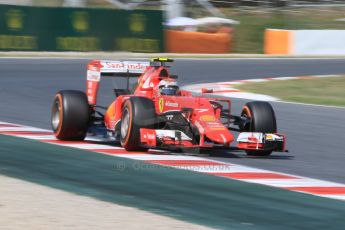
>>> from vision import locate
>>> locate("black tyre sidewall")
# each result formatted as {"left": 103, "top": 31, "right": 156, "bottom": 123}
{"left": 242, "top": 101, "right": 277, "bottom": 156}
{"left": 52, "top": 90, "right": 90, "bottom": 140}
{"left": 244, "top": 101, "right": 277, "bottom": 133}
{"left": 120, "top": 97, "right": 156, "bottom": 151}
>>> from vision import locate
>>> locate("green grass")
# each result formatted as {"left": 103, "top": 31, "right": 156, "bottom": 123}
{"left": 236, "top": 76, "right": 345, "bottom": 107}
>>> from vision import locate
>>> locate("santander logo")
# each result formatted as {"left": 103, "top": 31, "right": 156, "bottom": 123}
{"left": 147, "top": 134, "right": 156, "bottom": 140}
{"left": 127, "top": 63, "right": 146, "bottom": 70}
{"left": 105, "top": 62, "right": 125, "bottom": 69}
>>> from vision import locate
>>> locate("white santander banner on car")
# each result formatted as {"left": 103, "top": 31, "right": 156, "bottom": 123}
{"left": 265, "top": 29, "right": 345, "bottom": 55}
{"left": 100, "top": 61, "right": 150, "bottom": 73}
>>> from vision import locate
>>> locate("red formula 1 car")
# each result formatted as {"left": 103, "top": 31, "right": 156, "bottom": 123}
{"left": 51, "top": 58, "right": 286, "bottom": 156}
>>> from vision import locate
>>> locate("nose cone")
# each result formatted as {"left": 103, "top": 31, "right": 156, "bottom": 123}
{"left": 205, "top": 129, "right": 234, "bottom": 145}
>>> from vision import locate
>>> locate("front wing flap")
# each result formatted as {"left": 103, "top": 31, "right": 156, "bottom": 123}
{"left": 237, "top": 132, "right": 286, "bottom": 152}
{"left": 140, "top": 128, "right": 195, "bottom": 148}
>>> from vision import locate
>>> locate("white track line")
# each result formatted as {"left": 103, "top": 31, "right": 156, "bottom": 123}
{"left": 320, "top": 195, "right": 345, "bottom": 201}
{"left": 46, "top": 142, "right": 123, "bottom": 150}
{"left": 0, "top": 127, "right": 49, "bottom": 132}
{"left": 241, "top": 178, "right": 344, "bottom": 188}
{"left": 14, "top": 135, "right": 56, "bottom": 140}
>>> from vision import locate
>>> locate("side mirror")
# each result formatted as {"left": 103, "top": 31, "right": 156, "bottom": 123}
{"left": 201, "top": 88, "right": 213, "bottom": 94}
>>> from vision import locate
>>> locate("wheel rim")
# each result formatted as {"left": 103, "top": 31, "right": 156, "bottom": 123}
{"left": 121, "top": 108, "right": 130, "bottom": 139}
{"left": 241, "top": 109, "right": 251, "bottom": 132}
{"left": 52, "top": 99, "right": 61, "bottom": 131}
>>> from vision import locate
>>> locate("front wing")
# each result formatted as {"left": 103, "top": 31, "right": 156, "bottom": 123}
{"left": 140, "top": 128, "right": 286, "bottom": 152}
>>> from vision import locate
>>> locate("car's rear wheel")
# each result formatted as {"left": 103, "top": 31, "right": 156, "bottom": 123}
{"left": 51, "top": 90, "right": 90, "bottom": 140}
{"left": 120, "top": 97, "right": 156, "bottom": 151}
{"left": 241, "top": 101, "right": 277, "bottom": 156}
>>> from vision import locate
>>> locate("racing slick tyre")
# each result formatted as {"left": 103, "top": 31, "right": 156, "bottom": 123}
{"left": 120, "top": 97, "right": 156, "bottom": 151}
{"left": 51, "top": 90, "right": 90, "bottom": 140}
{"left": 241, "top": 101, "right": 277, "bottom": 156}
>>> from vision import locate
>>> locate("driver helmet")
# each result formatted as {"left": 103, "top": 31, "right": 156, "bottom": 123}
{"left": 158, "top": 79, "right": 179, "bottom": 96}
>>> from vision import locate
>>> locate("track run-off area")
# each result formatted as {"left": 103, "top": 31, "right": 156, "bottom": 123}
{"left": 1, "top": 57, "right": 345, "bottom": 229}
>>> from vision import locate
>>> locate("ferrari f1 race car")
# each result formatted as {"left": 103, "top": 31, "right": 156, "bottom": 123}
{"left": 51, "top": 58, "right": 286, "bottom": 156}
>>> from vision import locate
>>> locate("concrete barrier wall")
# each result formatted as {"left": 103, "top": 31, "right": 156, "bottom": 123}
{"left": 265, "top": 29, "right": 345, "bottom": 55}
{"left": 264, "top": 29, "right": 291, "bottom": 55}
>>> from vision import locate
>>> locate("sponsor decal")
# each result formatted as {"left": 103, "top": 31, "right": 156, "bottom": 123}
{"left": 265, "top": 134, "right": 284, "bottom": 141}
{"left": 129, "top": 14, "right": 146, "bottom": 34}
{"left": 147, "top": 133, "right": 156, "bottom": 140}
{"left": 0, "top": 35, "right": 37, "bottom": 50}
{"left": 195, "top": 108, "right": 209, "bottom": 113}
{"left": 101, "top": 61, "right": 149, "bottom": 73}
{"left": 104, "top": 61, "right": 125, "bottom": 70}
{"left": 165, "top": 101, "right": 178, "bottom": 107}
{"left": 56, "top": 37, "right": 99, "bottom": 51}
{"left": 141, "top": 129, "right": 157, "bottom": 146}
{"left": 87, "top": 70, "right": 100, "bottom": 82}
{"left": 158, "top": 98, "right": 164, "bottom": 113}
{"left": 87, "top": 95, "right": 94, "bottom": 102}
{"left": 209, "top": 127, "right": 226, "bottom": 131}
{"left": 1, "top": 9, "right": 38, "bottom": 50}
{"left": 126, "top": 62, "right": 148, "bottom": 73}
{"left": 207, "top": 122, "right": 221, "bottom": 125}
{"left": 265, "top": 134, "right": 274, "bottom": 140}
{"left": 143, "top": 133, "right": 155, "bottom": 140}
{"left": 6, "top": 9, "right": 23, "bottom": 31}
{"left": 116, "top": 37, "right": 160, "bottom": 52}
{"left": 155, "top": 130, "right": 192, "bottom": 141}
{"left": 200, "top": 115, "right": 216, "bottom": 122}
{"left": 237, "top": 132, "right": 263, "bottom": 144}
{"left": 166, "top": 115, "right": 173, "bottom": 121}
{"left": 127, "top": 63, "right": 143, "bottom": 70}
{"left": 71, "top": 11, "right": 89, "bottom": 33}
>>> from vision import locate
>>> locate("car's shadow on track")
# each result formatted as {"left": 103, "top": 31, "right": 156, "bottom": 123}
{"left": 179, "top": 147, "right": 294, "bottom": 160}
{"left": 83, "top": 139, "right": 294, "bottom": 160}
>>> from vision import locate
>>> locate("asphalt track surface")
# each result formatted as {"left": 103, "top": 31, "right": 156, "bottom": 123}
{"left": 1, "top": 58, "right": 345, "bottom": 183}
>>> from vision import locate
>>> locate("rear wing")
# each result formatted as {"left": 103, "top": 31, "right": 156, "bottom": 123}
{"left": 86, "top": 60, "right": 150, "bottom": 105}
{"left": 87, "top": 60, "right": 150, "bottom": 78}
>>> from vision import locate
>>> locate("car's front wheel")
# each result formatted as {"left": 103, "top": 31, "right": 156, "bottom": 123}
{"left": 120, "top": 97, "right": 156, "bottom": 151}
{"left": 241, "top": 101, "right": 277, "bottom": 156}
